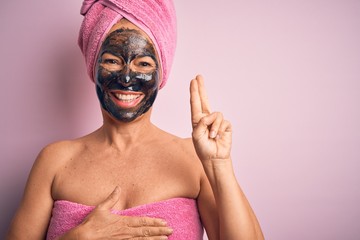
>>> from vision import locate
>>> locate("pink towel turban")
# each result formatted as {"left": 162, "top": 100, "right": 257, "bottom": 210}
{"left": 78, "top": 0, "right": 177, "bottom": 89}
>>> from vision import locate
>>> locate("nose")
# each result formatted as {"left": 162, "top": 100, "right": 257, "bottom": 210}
{"left": 118, "top": 65, "right": 133, "bottom": 86}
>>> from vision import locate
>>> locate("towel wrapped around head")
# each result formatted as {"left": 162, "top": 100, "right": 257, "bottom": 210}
{"left": 78, "top": 0, "right": 177, "bottom": 89}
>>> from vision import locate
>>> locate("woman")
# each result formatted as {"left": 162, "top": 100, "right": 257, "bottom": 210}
{"left": 7, "top": 0, "right": 264, "bottom": 239}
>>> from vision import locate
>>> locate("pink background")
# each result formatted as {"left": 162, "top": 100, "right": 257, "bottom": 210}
{"left": 1, "top": 0, "right": 360, "bottom": 239}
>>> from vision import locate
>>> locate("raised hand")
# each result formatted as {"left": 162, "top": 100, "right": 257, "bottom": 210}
{"left": 190, "top": 75, "right": 232, "bottom": 162}
{"left": 60, "top": 187, "right": 173, "bottom": 239}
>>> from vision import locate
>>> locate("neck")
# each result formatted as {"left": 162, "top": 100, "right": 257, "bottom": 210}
{"left": 98, "top": 108, "right": 155, "bottom": 151}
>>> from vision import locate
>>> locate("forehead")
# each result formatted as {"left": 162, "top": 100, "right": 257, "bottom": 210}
{"left": 107, "top": 19, "right": 153, "bottom": 45}
{"left": 101, "top": 19, "right": 157, "bottom": 55}
{"left": 104, "top": 28, "right": 146, "bottom": 45}
{"left": 101, "top": 30, "right": 156, "bottom": 60}
{"left": 109, "top": 19, "right": 143, "bottom": 34}
{"left": 105, "top": 29, "right": 148, "bottom": 47}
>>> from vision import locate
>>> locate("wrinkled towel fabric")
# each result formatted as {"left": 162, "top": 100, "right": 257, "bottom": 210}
{"left": 46, "top": 198, "right": 203, "bottom": 240}
{"left": 78, "top": 0, "right": 177, "bottom": 89}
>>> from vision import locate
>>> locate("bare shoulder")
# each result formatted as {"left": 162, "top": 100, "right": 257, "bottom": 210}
{"left": 34, "top": 137, "right": 87, "bottom": 173}
{"left": 39, "top": 140, "right": 76, "bottom": 159}
{"left": 175, "top": 137, "right": 198, "bottom": 158}
{"left": 155, "top": 129, "right": 198, "bottom": 158}
{"left": 38, "top": 140, "right": 77, "bottom": 161}
{"left": 155, "top": 130, "right": 204, "bottom": 174}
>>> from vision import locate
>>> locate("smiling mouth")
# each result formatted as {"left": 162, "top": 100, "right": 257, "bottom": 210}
{"left": 114, "top": 93, "right": 141, "bottom": 102}
{"left": 109, "top": 91, "right": 144, "bottom": 108}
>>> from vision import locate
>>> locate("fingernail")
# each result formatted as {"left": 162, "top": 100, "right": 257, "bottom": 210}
{"left": 160, "top": 220, "right": 167, "bottom": 225}
{"left": 210, "top": 130, "right": 217, "bottom": 138}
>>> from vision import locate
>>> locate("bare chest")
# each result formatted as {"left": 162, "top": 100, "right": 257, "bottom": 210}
{"left": 52, "top": 150, "right": 200, "bottom": 209}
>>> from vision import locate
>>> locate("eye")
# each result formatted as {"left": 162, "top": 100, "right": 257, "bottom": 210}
{"left": 100, "top": 53, "right": 124, "bottom": 71}
{"left": 139, "top": 62, "right": 151, "bottom": 67}
{"left": 132, "top": 56, "right": 157, "bottom": 73}
{"left": 104, "top": 59, "right": 120, "bottom": 65}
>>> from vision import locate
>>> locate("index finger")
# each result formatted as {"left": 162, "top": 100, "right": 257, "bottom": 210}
{"left": 190, "top": 77, "right": 202, "bottom": 118}
{"left": 123, "top": 216, "right": 168, "bottom": 227}
{"left": 97, "top": 186, "right": 121, "bottom": 210}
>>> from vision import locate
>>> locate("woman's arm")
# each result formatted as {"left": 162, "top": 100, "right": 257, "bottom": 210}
{"left": 7, "top": 144, "right": 60, "bottom": 239}
{"left": 191, "top": 75, "right": 264, "bottom": 240}
{"left": 199, "top": 161, "right": 264, "bottom": 240}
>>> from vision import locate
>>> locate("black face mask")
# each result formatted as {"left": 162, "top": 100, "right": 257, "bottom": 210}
{"left": 95, "top": 28, "right": 160, "bottom": 122}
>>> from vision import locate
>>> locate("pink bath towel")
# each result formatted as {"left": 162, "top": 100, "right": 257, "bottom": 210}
{"left": 46, "top": 198, "right": 203, "bottom": 240}
{"left": 78, "top": 0, "right": 177, "bottom": 89}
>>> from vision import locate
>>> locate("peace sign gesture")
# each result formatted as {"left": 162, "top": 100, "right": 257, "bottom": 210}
{"left": 190, "top": 75, "right": 232, "bottom": 162}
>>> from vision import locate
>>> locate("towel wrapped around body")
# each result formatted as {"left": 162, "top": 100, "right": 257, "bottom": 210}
{"left": 46, "top": 198, "right": 203, "bottom": 240}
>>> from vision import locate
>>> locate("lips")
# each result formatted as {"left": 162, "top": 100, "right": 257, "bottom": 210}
{"left": 110, "top": 90, "right": 144, "bottom": 108}
{"left": 115, "top": 93, "right": 141, "bottom": 101}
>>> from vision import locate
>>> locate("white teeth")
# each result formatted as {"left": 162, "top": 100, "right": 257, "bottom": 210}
{"left": 114, "top": 93, "right": 140, "bottom": 102}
